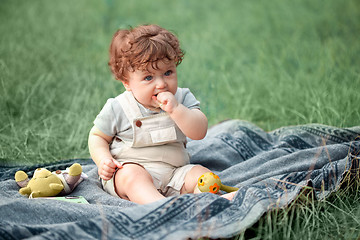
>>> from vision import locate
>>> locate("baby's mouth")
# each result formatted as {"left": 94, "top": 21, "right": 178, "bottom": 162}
{"left": 154, "top": 90, "right": 167, "bottom": 97}
{"left": 154, "top": 92, "right": 163, "bottom": 98}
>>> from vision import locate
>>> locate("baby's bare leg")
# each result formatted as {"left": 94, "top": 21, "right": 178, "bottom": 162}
{"left": 114, "top": 163, "right": 165, "bottom": 204}
{"left": 181, "top": 165, "right": 210, "bottom": 194}
{"left": 221, "top": 191, "right": 237, "bottom": 200}
{"left": 181, "top": 165, "right": 237, "bottom": 200}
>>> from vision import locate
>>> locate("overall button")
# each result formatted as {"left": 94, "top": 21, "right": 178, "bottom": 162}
{"left": 135, "top": 120, "right": 142, "bottom": 128}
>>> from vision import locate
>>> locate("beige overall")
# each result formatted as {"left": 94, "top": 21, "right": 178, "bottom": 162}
{"left": 102, "top": 91, "right": 195, "bottom": 197}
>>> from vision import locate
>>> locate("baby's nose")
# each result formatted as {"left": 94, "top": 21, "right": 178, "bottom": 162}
{"left": 156, "top": 77, "right": 167, "bottom": 88}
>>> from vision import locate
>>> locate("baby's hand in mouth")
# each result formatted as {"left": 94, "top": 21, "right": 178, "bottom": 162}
{"left": 152, "top": 92, "right": 178, "bottom": 113}
{"left": 152, "top": 93, "right": 166, "bottom": 107}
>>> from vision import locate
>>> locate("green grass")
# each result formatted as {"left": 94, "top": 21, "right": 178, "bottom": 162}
{"left": 237, "top": 176, "right": 360, "bottom": 240}
{"left": 1, "top": 0, "right": 359, "bottom": 239}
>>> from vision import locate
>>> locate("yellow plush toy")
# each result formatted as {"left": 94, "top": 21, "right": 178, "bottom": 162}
{"left": 15, "top": 163, "right": 86, "bottom": 198}
{"left": 198, "top": 172, "right": 239, "bottom": 194}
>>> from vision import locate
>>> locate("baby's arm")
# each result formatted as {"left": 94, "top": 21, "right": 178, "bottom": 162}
{"left": 88, "top": 126, "right": 122, "bottom": 180}
{"left": 154, "top": 92, "right": 208, "bottom": 140}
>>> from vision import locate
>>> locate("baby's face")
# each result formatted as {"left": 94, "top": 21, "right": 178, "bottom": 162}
{"left": 122, "top": 60, "right": 178, "bottom": 110}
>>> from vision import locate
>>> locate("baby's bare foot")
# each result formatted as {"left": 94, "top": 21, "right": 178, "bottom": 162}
{"left": 221, "top": 191, "right": 237, "bottom": 201}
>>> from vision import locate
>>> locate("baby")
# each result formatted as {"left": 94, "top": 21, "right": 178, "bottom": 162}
{"left": 88, "top": 24, "right": 235, "bottom": 204}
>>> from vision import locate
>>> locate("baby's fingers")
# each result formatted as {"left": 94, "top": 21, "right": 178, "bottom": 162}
{"left": 112, "top": 158, "right": 123, "bottom": 169}
{"left": 98, "top": 168, "right": 114, "bottom": 180}
{"left": 98, "top": 158, "right": 121, "bottom": 180}
{"left": 152, "top": 96, "right": 163, "bottom": 108}
{"left": 103, "top": 158, "right": 122, "bottom": 169}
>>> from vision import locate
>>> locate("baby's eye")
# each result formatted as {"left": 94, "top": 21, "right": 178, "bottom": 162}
{"left": 144, "top": 75, "right": 153, "bottom": 81}
{"left": 164, "top": 70, "right": 172, "bottom": 76}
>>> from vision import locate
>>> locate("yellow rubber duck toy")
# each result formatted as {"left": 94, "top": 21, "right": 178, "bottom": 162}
{"left": 198, "top": 172, "right": 239, "bottom": 194}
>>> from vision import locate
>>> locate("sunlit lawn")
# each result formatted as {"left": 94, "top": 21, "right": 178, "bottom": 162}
{"left": 1, "top": 0, "right": 359, "bottom": 239}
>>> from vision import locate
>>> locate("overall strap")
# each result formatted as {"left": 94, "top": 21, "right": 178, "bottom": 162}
{"left": 116, "top": 91, "right": 143, "bottom": 122}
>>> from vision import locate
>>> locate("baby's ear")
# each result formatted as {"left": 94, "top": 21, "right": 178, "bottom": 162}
{"left": 121, "top": 80, "right": 131, "bottom": 91}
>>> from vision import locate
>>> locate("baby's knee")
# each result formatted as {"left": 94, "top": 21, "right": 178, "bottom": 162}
{"left": 114, "top": 164, "right": 151, "bottom": 186}
{"left": 189, "top": 165, "right": 210, "bottom": 177}
{"left": 181, "top": 165, "right": 210, "bottom": 194}
{"left": 114, "top": 164, "right": 153, "bottom": 198}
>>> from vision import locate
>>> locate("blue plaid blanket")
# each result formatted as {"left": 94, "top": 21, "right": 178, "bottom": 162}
{"left": 0, "top": 120, "right": 359, "bottom": 239}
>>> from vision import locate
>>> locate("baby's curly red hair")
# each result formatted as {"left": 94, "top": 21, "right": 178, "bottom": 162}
{"left": 108, "top": 24, "right": 184, "bottom": 82}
